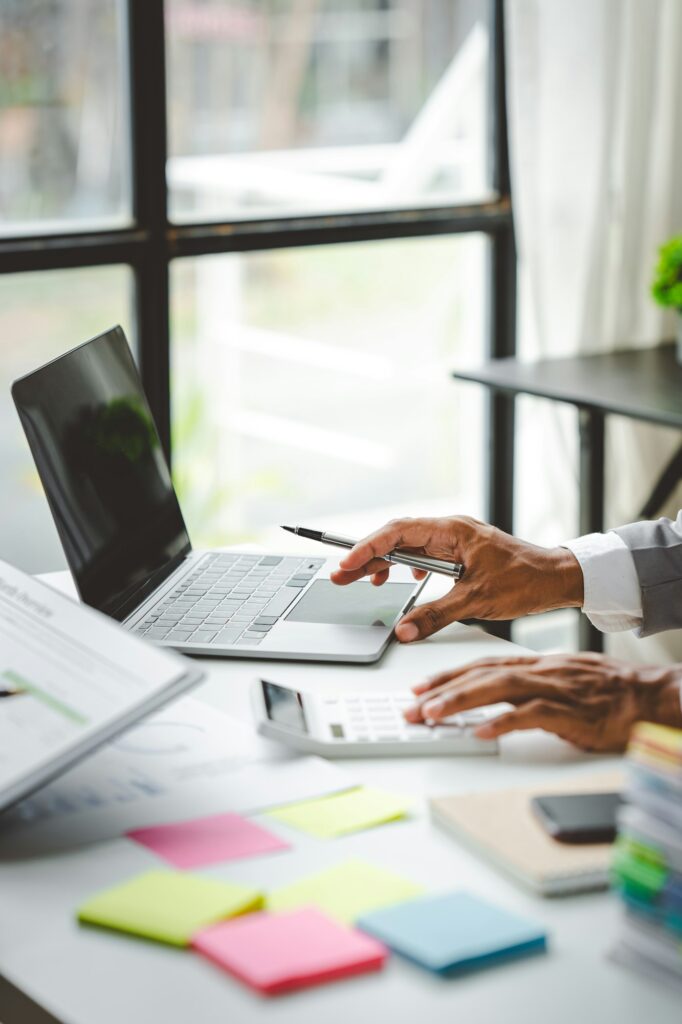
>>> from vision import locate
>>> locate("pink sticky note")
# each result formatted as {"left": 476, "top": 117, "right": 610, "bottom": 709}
{"left": 192, "top": 908, "right": 388, "bottom": 995}
{"left": 127, "top": 813, "right": 289, "bottom": 869}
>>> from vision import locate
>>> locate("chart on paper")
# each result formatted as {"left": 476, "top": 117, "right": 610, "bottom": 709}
{"left": 0, "top": 558, "right": 195, "bottom": 801}
{"left": 0, "top": 696, "right": 358, "bottom": 856}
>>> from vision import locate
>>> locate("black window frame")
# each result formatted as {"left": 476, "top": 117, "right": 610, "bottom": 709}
{"left": 0, "top": 0, "right": 516, "bottom": 538}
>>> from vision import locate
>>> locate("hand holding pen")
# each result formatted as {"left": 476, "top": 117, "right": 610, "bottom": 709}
{"left": 315, "top": 516, "right": 583, "bottom": 644}
{"left": 282, "top": 525, "right": 463, "bottom": 579}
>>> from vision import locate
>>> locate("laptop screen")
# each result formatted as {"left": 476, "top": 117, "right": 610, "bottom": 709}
{"left": 12, "top": 326, "right": 191, "bottom": 619}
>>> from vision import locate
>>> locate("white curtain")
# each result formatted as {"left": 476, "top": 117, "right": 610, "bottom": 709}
{"left": 505, "top": 0, "right": 682, "bottom": 662}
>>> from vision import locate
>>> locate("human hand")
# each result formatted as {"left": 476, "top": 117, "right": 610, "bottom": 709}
{"left": 404, "top": 653, "right": 682, "bottom": 752}
{"left": 329, "top": 516, "right": 584, "bottom": 642}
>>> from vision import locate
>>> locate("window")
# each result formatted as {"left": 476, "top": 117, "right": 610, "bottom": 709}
{"left": 0, "top": 0, "right": 515, "bottom": 583}
{"left": 172, "top": 234, "right": 487, "bottom": 546}
{"left": 0, "top": 266, "right": 134, "bottom": 572}
{"left": 166, "top": 0, "right": 492, "bottom": 222}
{"left": 0, "top": 0, "right": 130, "bottom": 234}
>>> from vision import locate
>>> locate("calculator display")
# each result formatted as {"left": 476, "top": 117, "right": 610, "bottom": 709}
{"left": 261, "top": 680, "right": 309, "bottom": 733}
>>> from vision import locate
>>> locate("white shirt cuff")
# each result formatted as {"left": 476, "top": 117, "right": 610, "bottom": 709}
{"left": 563, "top": 532, "right": 643, "bottom": 633}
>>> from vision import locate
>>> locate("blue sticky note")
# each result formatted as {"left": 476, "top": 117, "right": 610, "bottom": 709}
{"left": 357, "top": 892, "right": 547, "bottom": 975}
{"left": 662, "top": 876, "right": 682, "bottom": 914}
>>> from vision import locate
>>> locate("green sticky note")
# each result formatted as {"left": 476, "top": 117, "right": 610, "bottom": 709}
{"left": 268, "top": 786, "right": 410, "bottom": 839}
{"left": 612, "top": 844, "right": 667, "bottom": 900}
{"left": 77, "top": 870, "right": 263, "bottom": 947}
{"left": 618, "top": 835, "right": 666, "bottom": 870}
{"left": 267, "top": 860, "right": 424, "bottom": 924}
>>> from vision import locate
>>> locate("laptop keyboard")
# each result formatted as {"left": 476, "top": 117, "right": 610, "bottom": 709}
{"left": 132, "top": 553, "right": 325, "bottom": 647}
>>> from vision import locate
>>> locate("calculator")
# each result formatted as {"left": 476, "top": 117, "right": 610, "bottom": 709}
{"left": 251, "top": 679, "right": 500, "bottom": 757}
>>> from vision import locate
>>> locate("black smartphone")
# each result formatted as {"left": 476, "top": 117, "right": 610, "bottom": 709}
{"left": 530, "top": 791, "right": 623, "bottom": 844}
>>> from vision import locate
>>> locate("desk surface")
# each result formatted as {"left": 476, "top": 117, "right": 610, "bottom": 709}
{"left": 453, "top": 342, "right": 682, "bottom": 428}
{"left": 0, "top": 571, "right": 677, "bottom": 1024}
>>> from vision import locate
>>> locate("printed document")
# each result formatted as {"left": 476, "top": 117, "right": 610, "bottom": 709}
{"left": 0, "top": 697, "right": 358, "bottom": 855}
{"left": 0, "top": 559, "right": 202, "bottom": 813}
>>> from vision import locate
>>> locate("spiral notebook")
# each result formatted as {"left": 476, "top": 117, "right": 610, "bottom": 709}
{"left": 430, "top": 771, "right": 624, "bottom": 896}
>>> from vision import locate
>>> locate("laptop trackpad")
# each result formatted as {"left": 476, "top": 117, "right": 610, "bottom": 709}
{"left": 285, "top": 580, "right": 415, "bottom": 628}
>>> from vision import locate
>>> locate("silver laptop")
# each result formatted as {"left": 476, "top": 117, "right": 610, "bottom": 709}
{"left": 12, "top": 326, "right": 425, "bottom": 663}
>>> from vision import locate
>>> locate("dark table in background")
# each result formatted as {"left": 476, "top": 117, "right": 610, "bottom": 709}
{"left": 453, "top": 342, "right": 682, "bottom": 651}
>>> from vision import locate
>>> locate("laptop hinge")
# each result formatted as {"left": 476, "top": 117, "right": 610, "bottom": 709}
{"left": 108, "top": 547, "right": 191, "bottom": 622}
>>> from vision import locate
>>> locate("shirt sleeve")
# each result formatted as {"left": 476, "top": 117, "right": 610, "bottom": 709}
{"left": 613, "top": 512, "right": 682, "bottom": 637}
{"left": 562, "top": 531, "right": 643, "bottom": 633}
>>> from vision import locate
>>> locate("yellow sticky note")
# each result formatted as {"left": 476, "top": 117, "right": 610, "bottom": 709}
{"left": 267, "top": 860, "right": 424, "bottom": 924}
{"left": 268, "top": 786, "right": 410, "bottom": 839}
{"left": 77, "top": 870, "right": 263, "bottom": 947}
{"left": 630, "top": 722, "right": 682, "bottom": 768}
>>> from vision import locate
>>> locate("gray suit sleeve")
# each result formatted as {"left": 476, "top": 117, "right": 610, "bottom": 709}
{"left": 612, "top": 511, "right": 682, "bottom": 636}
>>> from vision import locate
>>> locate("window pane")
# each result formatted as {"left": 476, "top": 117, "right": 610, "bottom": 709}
{"left": 167, "top": 0, "right": 492, "bottom": 223}
{"left": 1, "top": 266, "right": 134, "bottom": 572}
{"left": 171, "top": 236, "right": 486, "bottom": 547}
{"left": 0, "top": 0, "right": 130, "bottom": 235}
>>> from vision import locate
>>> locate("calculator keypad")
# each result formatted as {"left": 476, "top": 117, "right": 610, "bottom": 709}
{"left": 321, "top": 695, "right": 487, "bottom": 744}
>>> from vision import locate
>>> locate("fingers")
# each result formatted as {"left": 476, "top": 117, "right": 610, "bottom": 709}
{"left": 405, "top": 668, "right": 536, "bottom": 722}
{"left": 371, "top": 568, "right": 390, "bottom": 586}
{"left": 331, "top": 559, "right": 430, "bottom": 587}
{"left": 474, "top": 699, "right": 594, "bottom": 748}
{"left": 404, "top": 662, "right": 563, "bottom": 722}
{"left": 411, "top": 656, "right": 539, "bottom": 695}
{"left": 394, "top": 587, "right": 473, "bottom": 643}
{"left": 330, "top": 556, "right": 394, "bottom": 586}
{"left": 395, "top": 598, "right": 453, "bottom": 643}
{"left": 338, "top": 518, "right": 434, "bottom": 573}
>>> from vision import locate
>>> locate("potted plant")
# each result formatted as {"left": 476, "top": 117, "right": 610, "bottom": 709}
{"left": 651, "top": 234, "right": 682, "bottom": 363}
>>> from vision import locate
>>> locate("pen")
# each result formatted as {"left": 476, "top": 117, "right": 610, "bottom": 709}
{"left": 281, "top": 525, "right": 464, "bottom": 580}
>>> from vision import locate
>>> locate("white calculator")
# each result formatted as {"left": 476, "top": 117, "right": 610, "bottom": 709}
{"left": 251, "top": 679, "right": 500, "bottom": 757}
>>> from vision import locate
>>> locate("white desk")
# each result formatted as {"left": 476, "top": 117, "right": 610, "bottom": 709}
{"left": 0, "top": 572, "right": 677, "bottom": 1024}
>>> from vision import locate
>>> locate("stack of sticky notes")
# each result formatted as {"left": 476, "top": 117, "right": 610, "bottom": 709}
{"left": 267, "top": 859, "right": 424, "bottom": 924}
{"left": 610, "top": 723, "right": 682, "bottom": 991}
{"left": 127, "top": 812, "right": 289, "bottom": 868}
{"left": 75, "top": 789, "right": 414, "bottom": 998}
{"left": 77, "top": 866, "right": 547, "bottom": 993}
{"left": 77, "top": 870, "right": 263, "bottom": 947}
{"left": 358, "top": 892, "right": 546, "bottom": 974}
{"left": 76, "top": 864, "right": 393, "bottom": 994}
{"left": 267, "top": 787, "right": 410, "bottom": 839}
{"left": 192, "top": 908, "right": 387, "bottom": 994}
{"left": 76, "top": 791, "right": 549, "bottom": 996}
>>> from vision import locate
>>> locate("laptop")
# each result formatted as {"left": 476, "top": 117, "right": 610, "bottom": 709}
{"left": 12, "top": 326, "right": 426, "bottom": 663}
